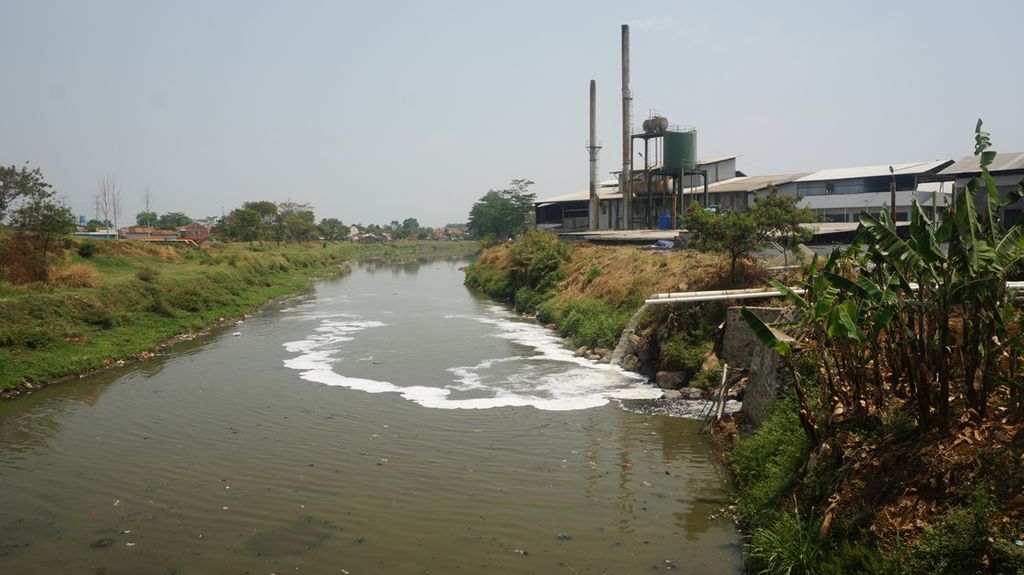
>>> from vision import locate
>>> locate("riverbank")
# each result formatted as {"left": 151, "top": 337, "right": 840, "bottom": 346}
{"left": 463, "top": 231, "right": 1024, "bottom": 574}
{"left": 463, "top": 231, "right": 769, "bottom": 388}
{"left": 0, "top": 239, "right": 477, "bottom": 396}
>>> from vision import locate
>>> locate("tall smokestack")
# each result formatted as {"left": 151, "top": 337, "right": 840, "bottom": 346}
{"left": 621, "top": 24, "right": 632, "bottom": 230}
{"left": 588, "top": 79, "right": 600, "bottom": 230}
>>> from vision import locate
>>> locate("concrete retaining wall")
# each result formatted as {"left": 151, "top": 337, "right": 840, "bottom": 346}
{"left": 721, "top": 306, "right": 798, "bottom": 427}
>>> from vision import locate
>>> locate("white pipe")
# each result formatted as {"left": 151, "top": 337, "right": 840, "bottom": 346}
{"left": 646, "top": 281, "right": 1024, "bottom": 305}
{"left": 646, "top": 286, "right": 803, "bottom": 301}
{"left": 645, "top": 290, "right": 801, "bottom": 305}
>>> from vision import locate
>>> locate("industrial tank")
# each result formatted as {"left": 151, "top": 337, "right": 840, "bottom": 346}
{"left": 663, "top": 129, "right": 697, "bottom": 171}
{"left": 642, "top": 115, "right": 669, "bottom": 134}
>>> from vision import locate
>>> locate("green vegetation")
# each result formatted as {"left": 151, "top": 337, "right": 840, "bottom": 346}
{"left": 685, "top": 190, "right": 814, "bottom": 275}
{"left": 466, "top": 179, "right": 536, "bottom": 241}
{"left": 0, "top": 164, "right": 76, "bottom": 283}
{"left": 730, "top": 395, "right": 810, "bottom": 528}
{"left": 731, "top": 121, "right": 1024, "bottom": 573}
{"left": 551, "top": 297, "right": 631, "bottom": 349}
{"left": 0, "top": 239, "right": 477, "bottom": 391}
{"left": 0, "top": 163, "right": 53, "bottom": 221}
{"left": 135, "top": 211, "right": 193, "bottom": 229}
{"left": 900, "top": 488, "right": 1021, "bottom": 574}
{"left": 465, "top": 230, "right": 766, "bottom": 375}
{"left": 214, "top": 200, "right": 320, "bottom": 243}
{"left": 465, "top": 230, "right": 638, "bottom": 349}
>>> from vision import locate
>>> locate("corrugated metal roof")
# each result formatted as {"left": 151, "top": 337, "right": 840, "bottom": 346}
{"left": 798, "top": 190, "right": 951, "bottom": 210}
{"left": 536, "top": 179, "right": 621, "bottom": 204}
{"left": 609, "top": 156, "right": 737, "bottom": 176}
{"left": 683, "top": 173, "right": 807, "bottom": 194}
{"left": 695, "top": 155, "right": 736, "bottom": 166}
{"left": 937, "top": 152, "right": 1024, "bottom": 176}
{"left": 795, "top": 160, "right": 950, "bottom": 182}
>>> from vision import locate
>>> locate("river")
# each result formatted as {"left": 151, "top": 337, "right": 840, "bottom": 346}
{"left": 0, "top": 259, "right": 741, "bottom": 574}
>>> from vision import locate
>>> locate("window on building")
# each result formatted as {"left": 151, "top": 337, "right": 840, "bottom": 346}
{"left": 798, "top": 182, "right": 828, "bottom": 196}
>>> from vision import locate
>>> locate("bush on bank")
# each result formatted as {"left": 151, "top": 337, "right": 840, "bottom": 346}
{"left": 730, "top": 360, "right": 1024, "bottom": 575}
{"left": 464, "top": 231, "right": 769, "bottom": 372}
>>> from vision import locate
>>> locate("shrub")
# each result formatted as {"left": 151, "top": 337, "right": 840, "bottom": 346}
{"left": 747, "top": 506, "right": 831, "bottom": 575}
{"left": 0, "top": 326, "right": 55, "bottom": 349}
{"left": 536, "top": 297, "right": 560, "bottom": 325}
{"left": 660, "top": 335, "right": 711, "bottom": 378}
{"left": 81, "top": 306, "right": 120, "bottom": 329}
{"left": 689, "top": 365, "right": 723, "bottom": 390}
{"left": 146, "top": 286, "right": 175, "bottom": 317}
{"left": 556, "top": 297, "right": 630, "bottom": 349}
{"left": 880, "top": 407, "right": 915, "bottom": 442}
{"left": 730, "top": 394, "right": 810, "bottom": 528}
{"left": 136, "top": 267, "right": 160, "bottom": 282}
{"left": 506, "top": 230, "right": 570, "bottom": 291}
{"left": 77, "top": 240, "right": 98, "bottom": 258}
{"left": 901, "top": 488, "right": 1024, "bottom": 575}
{"left": 514, "top": 286, "right": 549, "bottom": 312}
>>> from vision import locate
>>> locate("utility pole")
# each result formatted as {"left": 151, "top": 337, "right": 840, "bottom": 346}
{"left": 889, "top": 165, "right": 897, "bottom": 222}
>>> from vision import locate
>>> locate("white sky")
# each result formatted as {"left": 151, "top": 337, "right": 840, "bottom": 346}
{"left": 3, "top": 0, "right": 1022, "bottom": 227}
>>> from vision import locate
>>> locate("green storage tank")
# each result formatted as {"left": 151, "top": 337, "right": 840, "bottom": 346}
{"left": 663, "top": 130, "right": 697, "bottom": 171}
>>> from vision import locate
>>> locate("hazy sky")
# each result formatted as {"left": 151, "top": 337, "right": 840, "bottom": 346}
{"left": 3, "top": 0, "right": 1022, "bottom": 227}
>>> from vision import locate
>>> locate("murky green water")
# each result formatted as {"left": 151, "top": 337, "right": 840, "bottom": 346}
{"left": 0, "top": 259, "right": 740, "bottom": 574}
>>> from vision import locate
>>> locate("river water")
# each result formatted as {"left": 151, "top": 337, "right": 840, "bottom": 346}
{"left": 0, "top": 259, "right": 741, "bottom": 574}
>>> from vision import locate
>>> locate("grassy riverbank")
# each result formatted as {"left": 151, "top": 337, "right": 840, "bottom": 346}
{"left": 0, "top": 239, "right": 477, "bottom": 393}
{"left": 463, "top": 231, "right": 768, "bottom": 380}
{"left": 465, "top": 230, "right": 1024, "bottom": 574}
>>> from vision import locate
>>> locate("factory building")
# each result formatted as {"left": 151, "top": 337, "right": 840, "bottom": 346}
{"left": 790, "top": 160, "right": 953, "bottom": 222}
{"left": 934, "top": 152, "right": 1024, "bottom": 227}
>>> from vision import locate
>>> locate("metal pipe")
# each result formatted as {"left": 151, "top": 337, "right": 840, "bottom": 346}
{"left": 621, "top": 24, "right": 632, "bottom": 230}
{"left": 588, "top": 79, "right": 600, "bottom": 230}
{"left": 646, "top": 281, "right": 1024, "bottom": 306}
{"left": 644, "top": 138, "right": 651, "bottom": 228}
{"left": 703, "top": 170, "right": 709, "bottom": 209}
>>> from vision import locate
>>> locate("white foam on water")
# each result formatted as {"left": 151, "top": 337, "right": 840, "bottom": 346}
{"left": 283, "top": 303, "right": 661, "bottom": 411}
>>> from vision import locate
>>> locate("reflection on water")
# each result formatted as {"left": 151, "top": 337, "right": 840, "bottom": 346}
{"left": 0, "top": 259, "right": 740, "bottom": 574}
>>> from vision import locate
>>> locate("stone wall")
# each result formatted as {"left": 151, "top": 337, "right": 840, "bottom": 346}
{"left": 721, "top": 306, "right": 798, "bottom": 427}
{"left": 740, "top": 328, "right": 796, "bottom": 426}
{"left": 719, "top": 306, "right": 793, "bottom": 370}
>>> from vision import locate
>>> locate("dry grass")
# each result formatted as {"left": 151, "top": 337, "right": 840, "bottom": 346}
{"left": 49, "top": 264, "right": 103, "bottom": 288}
{"left": 476, "top": 243, "right": 510, "bottom": 267}
{"left": 555, "top": 245, "right": 768, "bottom": 309}
{"left": 150, "top": 245, "right": 182, "bottom": 263}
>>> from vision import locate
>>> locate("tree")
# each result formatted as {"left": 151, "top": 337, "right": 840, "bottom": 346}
{"left": 10, "top": 196, "right": 75, "bottom": 279}
{"left": 136, "top": 211, "right": 159, "bottom": 226}
{"left": 686, "top": 205, "right": 759, "bottom": 277}
{"left": 85, "top": 219, "right": 107, "bottom": 231}
{"left": 467, "top": 179, "right": 536, "bottom": 240}
{"left": 142, "top": 185, "right": 154, "bottom": 216}
{"left": 393, "top": 217, "right": 421, "bottom": 239}
{"left": 318, "top": 218, "right": 347, "bottom": 241}
{"left": 276, "top": 202, "right": 316, "bottom": 243}
{"left": 0, "top": 163, "right": 52, "bottom": 222}
{"left": 686, "top": 191, "right": 815, "bottom": 276}
{"left": 158, "top": 212, "right": 193, "bottom": 229}
{"left": 97, "top": 174, "right": 123, "bottom": 234}
{"left": 243, "top": 201, "right": 279, "bottom": 242}
{"left": 215, "top": 207, "right": 262, "bottom": 242}
{"left": 750, "top": 190, "right": 815, "bottom": 264}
